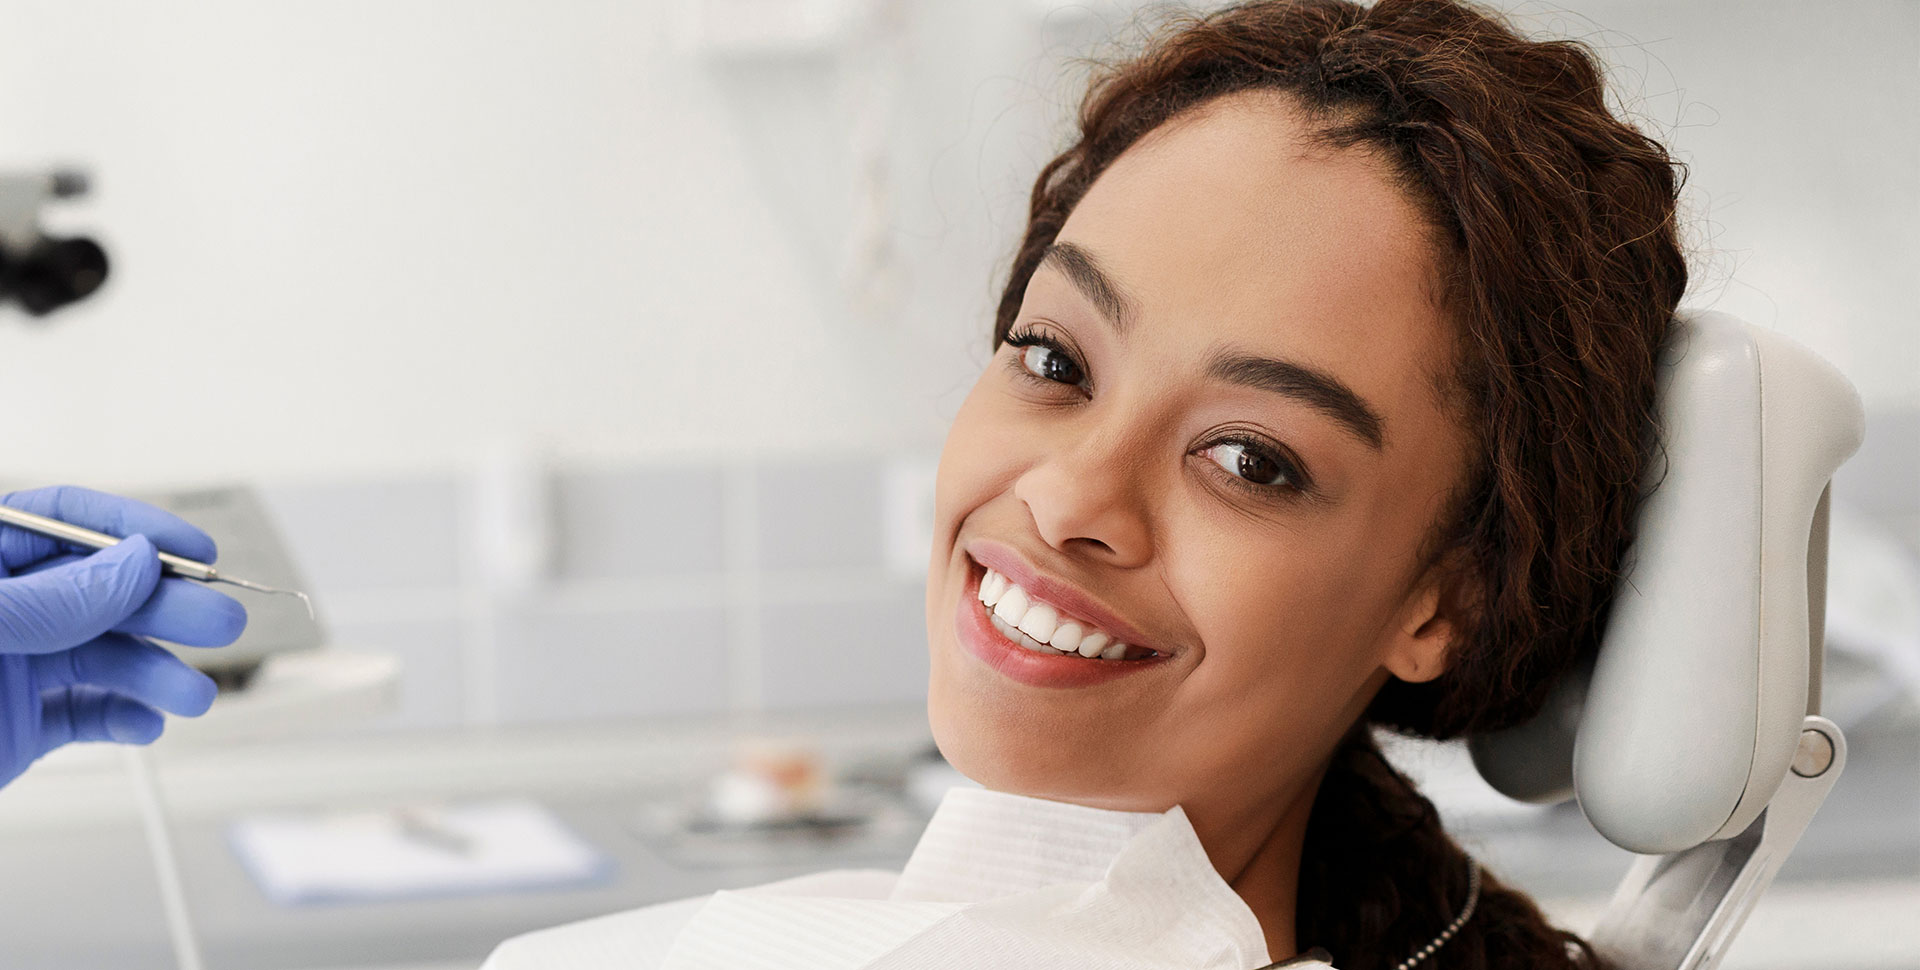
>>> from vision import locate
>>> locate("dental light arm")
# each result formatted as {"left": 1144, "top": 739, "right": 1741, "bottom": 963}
{"left": 1467, "top": 311, "right": 1866, "bottom": 970}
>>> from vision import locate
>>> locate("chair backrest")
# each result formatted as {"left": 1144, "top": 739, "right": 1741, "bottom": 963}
{"left": 1468, "top": 311, "right": 1865, "bottom": 854}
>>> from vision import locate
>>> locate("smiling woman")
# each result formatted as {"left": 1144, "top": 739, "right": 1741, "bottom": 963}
{"left": 927, "top": 0, "right": 1686, "bottom": 966}
{"left": 932, "top": 86, "right": 1489, "bottom": 962}
{"left": 484, "top": 1, "right": 1685, "bottom": 968}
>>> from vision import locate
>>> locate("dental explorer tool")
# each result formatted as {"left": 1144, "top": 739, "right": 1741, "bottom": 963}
{"left": 0, "top": 504, "right": 315, "bottom": 619}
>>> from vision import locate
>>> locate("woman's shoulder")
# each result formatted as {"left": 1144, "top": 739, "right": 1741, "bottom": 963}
{"left": 479, "top": 868, "right": 901, "bottom": 970}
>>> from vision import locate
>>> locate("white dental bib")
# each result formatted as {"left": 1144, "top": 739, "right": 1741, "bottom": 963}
{"left": 483, "top": 786, "right": 1334, "bottom": 970}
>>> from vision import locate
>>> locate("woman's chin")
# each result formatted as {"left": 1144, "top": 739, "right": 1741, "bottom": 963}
{"left": 928, "top": 688, "right": 1053, "bottom": 792}
{"left": 928, "top": 689, "right": 1153, "bottom": 810}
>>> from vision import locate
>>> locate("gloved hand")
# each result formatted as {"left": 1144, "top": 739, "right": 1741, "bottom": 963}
{"left": 0, "top": 485, "right": 248, "bottom": 789}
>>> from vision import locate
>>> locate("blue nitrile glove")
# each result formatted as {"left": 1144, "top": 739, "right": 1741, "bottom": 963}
{"left": 0, "top": 485, "right": 248, "bottom": 789}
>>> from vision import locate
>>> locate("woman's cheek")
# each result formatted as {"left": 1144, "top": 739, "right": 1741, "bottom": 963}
{"left": 1176, "top": 532, "right": 1374, "bottom": 692}
{"left": 933, "top": 381, "right": 1008, "bottom": 529}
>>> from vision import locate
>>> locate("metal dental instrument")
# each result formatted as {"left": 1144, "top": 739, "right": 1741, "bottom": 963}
{"left": 0, "top": 504, "right": 315, "bottom": 619}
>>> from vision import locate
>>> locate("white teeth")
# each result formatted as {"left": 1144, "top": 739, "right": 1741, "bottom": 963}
{"left": 1077, "top": 631, "right": 1109, "bottom": 658}
{"left": 1017, "top": 604, "right": 1059, "bottom": 645}
{"left": 1050, "top": 622, "right": 1085, "bottom": 653}
{"left": 975, "top": 563, "right": 1147, "bottom": 660}
{"left": 990, "top": 612, "right": 1055, "bottom": 653}
{"left": 980, "top": 569, "right": 1008, "bottom": 608}
{"left": 992, "top": 586, "right": 1029, "bottom": 626}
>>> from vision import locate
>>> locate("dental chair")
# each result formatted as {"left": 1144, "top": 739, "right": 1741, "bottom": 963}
{"left": 1467, "top": 310, "right": 1867, "bottom": 970}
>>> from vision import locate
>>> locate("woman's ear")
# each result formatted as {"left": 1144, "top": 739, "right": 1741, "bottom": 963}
{"left": 1382, "top": 561, "right": 1471, "bottom": 684}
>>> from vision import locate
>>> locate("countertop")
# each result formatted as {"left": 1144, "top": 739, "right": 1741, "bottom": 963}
{"left": 0, "top": 697, "right": 1914, "bottom": 970}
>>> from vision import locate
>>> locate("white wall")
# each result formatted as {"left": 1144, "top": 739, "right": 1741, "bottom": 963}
{"left": 0, "top": 0, "right": 1912, "bottom": 489}
{"left": 0, "top": 0, "right": 1044, "bottom": 487}
{"left": 1512, "top": 0, "right": 1920, "bottom": 415}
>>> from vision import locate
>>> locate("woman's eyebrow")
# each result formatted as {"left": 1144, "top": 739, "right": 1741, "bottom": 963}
{"left": 1207, "top": 349, "right": 1386, "bottom": 449}
{"left": 1040, "top": 239, "right": 1384, "bottom": 450}
{"left": 1042, "top": 241, "right": 1138, "bottom": 334}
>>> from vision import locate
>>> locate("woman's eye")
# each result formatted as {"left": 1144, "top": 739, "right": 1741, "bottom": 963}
{"left": 1200, "top": 439, "right": 1297, "bottom": 490}
{"left": 1020, "top": 343, "right": 1084, "bottom": 385}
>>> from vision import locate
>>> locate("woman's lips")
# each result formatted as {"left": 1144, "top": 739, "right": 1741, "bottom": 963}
{"left": 963, "top": 537, "right": 1163, "bottom": 656}
{"left": 953, "top": 556, "right": 1170, "bottom": 689}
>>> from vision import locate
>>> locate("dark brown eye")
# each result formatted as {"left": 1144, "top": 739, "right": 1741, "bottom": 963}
{"left": 1020, "top": 343, "right": 1084, "bottom": 385}
{"left": 1201, "top": 440, "right": 1293, "bottom": 487}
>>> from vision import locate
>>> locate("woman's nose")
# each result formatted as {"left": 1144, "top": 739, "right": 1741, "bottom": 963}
{"left": 1012, "top": 444, "right": 1152, "bottom": 567}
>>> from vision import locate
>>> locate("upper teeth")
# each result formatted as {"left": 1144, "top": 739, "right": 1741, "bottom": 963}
{"left": 978, "top": 567, "right": 1132, "bottom": 660}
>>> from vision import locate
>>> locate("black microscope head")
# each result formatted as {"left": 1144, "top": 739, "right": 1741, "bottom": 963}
{"left": 0, "top": 236, "right": 109, "bottom": 316}
{"left": 0, "top": 169, "right": 111, "bottom": 318}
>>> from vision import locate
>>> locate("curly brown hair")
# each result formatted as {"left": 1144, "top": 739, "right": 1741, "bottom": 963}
{"left": 991, "top": 1, "right": 1689, "bottom": 967}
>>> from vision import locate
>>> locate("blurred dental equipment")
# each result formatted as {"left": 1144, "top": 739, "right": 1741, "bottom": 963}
{"left": 228, "top": 799, "right": 612, "bottom": 906}
{"left": 704, "top": 739, "right": 828, "bottom": 827}
{"left": 0, "top": 502, "right": 315, "bottom": 619}
{"left": 627, "top": 738, "right": 931, "bottom": 871}
{"left": 0, "top": 169, "right": 108, "bottom": 317}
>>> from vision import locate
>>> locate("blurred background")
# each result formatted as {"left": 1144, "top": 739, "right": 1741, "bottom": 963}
{"left": 0, "top": 1, "right": 1913, "bottom": 968}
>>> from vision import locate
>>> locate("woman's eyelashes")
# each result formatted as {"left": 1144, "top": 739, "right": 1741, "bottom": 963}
{"left": 1197, "top": 435, "right": 1313, "bottom": 498}
{"left": 1003, "top": 326, "right": 1089, "bottom": 392}
{"left": 1000, "top": 324, "right": 1314, "bottom": 500}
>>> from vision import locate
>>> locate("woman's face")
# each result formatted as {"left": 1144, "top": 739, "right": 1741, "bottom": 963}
{"left": 925, "top": 91, "right": 1473, "bottom": 837}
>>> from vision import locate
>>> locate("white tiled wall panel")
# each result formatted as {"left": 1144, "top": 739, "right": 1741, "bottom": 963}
{"left": 261, "top": 453, "right": 935, "bottom": 730}
{"left": 492, "top": 599, "right": 733, "bottom": 723}
{"left": 758, "top": 579, "right": 929, "bottom": 710}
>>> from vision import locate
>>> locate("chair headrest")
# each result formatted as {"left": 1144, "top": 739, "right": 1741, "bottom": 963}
{"left": 1468, "top": 311, "right": 1865, "bottom": 854}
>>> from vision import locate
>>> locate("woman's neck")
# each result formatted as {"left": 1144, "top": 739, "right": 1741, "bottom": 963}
{"left": 1192, "top": 771, "right": 1326, "bottom": 963}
